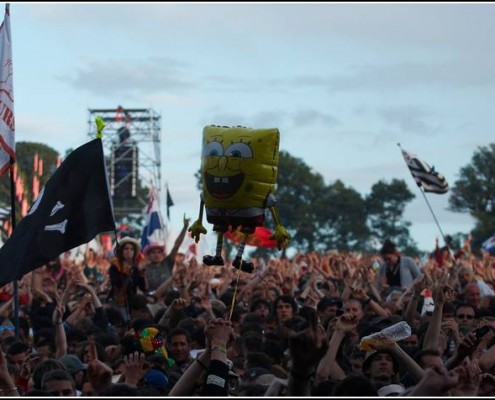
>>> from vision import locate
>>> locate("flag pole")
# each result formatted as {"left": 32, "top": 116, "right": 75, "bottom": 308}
{"left": 417, "top": 185, "right": 450, "bottom": 248}
{"left": 8, "top": 158, "right": 19, "bottom": 338}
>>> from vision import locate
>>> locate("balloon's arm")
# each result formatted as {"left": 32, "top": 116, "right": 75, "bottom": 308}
{"left": 95, "top": 117, "right": 105, "bottom": 139}
{"left": 268, "top": 206, "right": 291, "bottom": 250}
{"left": 188, "top": 199, "right": 207, "bottom": 243}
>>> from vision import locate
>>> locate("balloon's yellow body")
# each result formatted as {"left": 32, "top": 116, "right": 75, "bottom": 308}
{"left": 201, "top": 125, "right": 279, "bottom": 210}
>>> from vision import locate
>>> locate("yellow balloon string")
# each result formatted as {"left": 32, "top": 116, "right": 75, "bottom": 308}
{"left": 228, "top": 268, "right": 242, "bottom": 321}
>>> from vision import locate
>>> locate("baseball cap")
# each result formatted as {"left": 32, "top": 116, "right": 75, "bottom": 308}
{"left": 144, "top": 368, "right": 169, "bottom": 390}
{"left": 317, "top": 296, "right": 343, "bottom": 311}
{"left": 59, "top": 354, "right": 88, "bottom": 374}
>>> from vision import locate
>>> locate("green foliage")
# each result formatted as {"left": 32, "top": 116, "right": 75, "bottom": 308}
{"left": 0, "top": 142, "right": 60, "bottom": 241}
{"left": 366, "top": 179, "right": 417, "bottom": 251}
{"left": 0, "top": 142, "right": 59, "bottom": 207}
{"left": 275, "top": 151, "right": 326, "bottom": 251}
{"left": 449, "top": 144, "right": 495, "bottom": 252}
{"left": 316, "top": 180, "right": 370, "bottom": 251}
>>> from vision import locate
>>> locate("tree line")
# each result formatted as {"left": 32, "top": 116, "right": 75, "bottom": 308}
{"left": 2, "top": 142, "right": 495, "bottom": 256}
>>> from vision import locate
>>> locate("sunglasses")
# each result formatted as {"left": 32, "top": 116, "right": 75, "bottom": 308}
{"left": 0, "top": 325, "right": 15, "bottom": 333}
{"left": 456, "top": 314, "right": 475, "bottom": 320}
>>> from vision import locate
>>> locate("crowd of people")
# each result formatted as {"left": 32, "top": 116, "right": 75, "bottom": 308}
{"left": 0, "top": 219, "right": 495, "bottom": 397}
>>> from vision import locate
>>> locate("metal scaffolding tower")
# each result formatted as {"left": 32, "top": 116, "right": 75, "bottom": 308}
{"left": 87, "top": 106, "right": 162, "bottom": 221}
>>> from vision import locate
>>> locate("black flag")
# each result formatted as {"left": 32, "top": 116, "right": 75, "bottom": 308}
{"left": 166, "top": 185, "right": 174, "bottom": 220}
{"left": 0, "top": 138, "right": 115, "bottom": 287}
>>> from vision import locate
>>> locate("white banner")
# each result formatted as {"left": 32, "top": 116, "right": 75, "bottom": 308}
{"left": 0, "top": 3, "right": 14, "bottom": 177}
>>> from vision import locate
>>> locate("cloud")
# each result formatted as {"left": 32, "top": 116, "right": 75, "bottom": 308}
{"left": 59, "top": 57, "right": 196, "bottom": 96}
{"left": 292, "top": 109, "right": 340, "bottom": 128}
{"left": 379, "top": 105, "right": 441, "bottom": 135}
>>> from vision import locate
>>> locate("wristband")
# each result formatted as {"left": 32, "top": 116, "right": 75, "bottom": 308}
{"left": 363, "top": 297, "right": 372, "bottom": 306}
{"left": 5, "top": 387, "right": 18, "bottom": 392}
{"left": 211, "top": 345, "right": 227, "bottom": 354}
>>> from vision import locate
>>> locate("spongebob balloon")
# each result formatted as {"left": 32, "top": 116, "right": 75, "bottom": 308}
{"left": 188, "top": 125, "right": 291, "bottom": 273}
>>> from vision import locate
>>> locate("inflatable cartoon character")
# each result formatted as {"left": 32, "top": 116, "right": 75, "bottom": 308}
{"left": 188, "top": 125, "right": 291, "bottom": 273}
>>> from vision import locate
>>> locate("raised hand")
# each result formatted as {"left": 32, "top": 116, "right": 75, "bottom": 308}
{"left": 334, "top": 313, "right": 359, "bottom": 334}
{"left": 183, "top": 214, "right": 191, "bottom": 228}
{"left": 87, "top": 341, "right": 113, "bottom": 393}
{"left": 171, "top": 297, "right": 188, "bottom": 311}
{"left": 123, "top": 351, "right": 147, "bottom": 386}
{"left": 0, "top": 345, "right": 17, "bottom": 394}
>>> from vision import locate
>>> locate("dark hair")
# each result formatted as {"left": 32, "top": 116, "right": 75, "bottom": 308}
{"left": 131, "top": 318, "right": 155, "bottom": 333}
{"left": 231, "top": 306, "right": 248, "bottom": 323}
{"left": 273, "top": 295, "right": 297, "bottom": 316}
{"left": 167, "top": 328, "right": 191, "bottom": 343}
{"left": 240, "top": 321, "right": 264, "bottom": 337}
{"left": 93, "top": 331, "right": 120, "bottom": 347}
{"left": 32, "top": 359, "right": 66, "bottom": 390}
{"left": 250, "top": 298, "right": 271, "bottom": 313}
{"left": 6, "top": 340, "right": 29, "bottom": 356}
{"left": 41, "top": 369, "right": 74, "bottom": 391}
{"left": 380, "top": 239, "right": 397, "bottom": 256}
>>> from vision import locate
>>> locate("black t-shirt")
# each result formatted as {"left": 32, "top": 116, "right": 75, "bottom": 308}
{"left": 385, "top": 257, "right": 401, "bottom": 287}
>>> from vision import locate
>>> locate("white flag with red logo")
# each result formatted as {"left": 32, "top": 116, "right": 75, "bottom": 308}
{"left": 0, "top": 4, "right": 14, "bottom": 177}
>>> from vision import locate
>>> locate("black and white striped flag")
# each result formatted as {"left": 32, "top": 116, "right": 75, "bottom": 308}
{"left": 401, "top": 149, "right": 449, "bottom": 194}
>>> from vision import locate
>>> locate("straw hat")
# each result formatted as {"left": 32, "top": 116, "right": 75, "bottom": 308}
{"left": 143, "top": 243, "right": 166, "bottom": 256}
{"left": 115, "top": 236, "right": 141, "bottom": 254}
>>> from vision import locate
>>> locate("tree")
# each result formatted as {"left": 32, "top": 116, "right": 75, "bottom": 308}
{"left": 366, "top": 179, "right": 418, "bottom": 252}
{"left": 449, "top": 144, "right": 495, "bottom": 251}
{"left": 274, "top": 151, "right": 327, "bottom": 251}
{"left": 0, "top": 142, "right": 60, "bottom": 240}
{"left": 316, "top": 180, "right": 369, "bottom": 251}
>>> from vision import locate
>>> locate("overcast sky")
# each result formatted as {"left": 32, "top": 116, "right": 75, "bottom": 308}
{"left": 8, "top": 2, "right": 494, "bottom": 253}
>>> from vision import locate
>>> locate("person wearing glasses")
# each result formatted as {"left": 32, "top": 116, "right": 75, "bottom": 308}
{"left": 454, "top": 302, "right": 477, "bottom": 336}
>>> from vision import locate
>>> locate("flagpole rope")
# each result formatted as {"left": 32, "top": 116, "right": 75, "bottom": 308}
{"left": 228, "top": 269, "right": 241, "bottom": 322}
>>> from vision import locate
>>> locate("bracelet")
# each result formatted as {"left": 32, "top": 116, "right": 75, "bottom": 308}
{"left": 5, "top": 387, "right": 18, "bottom": 392}
{"left": 196, "top": 359, "right": 208, "bottom": 370}
{"left": 211, "top": 345, "right": 227, "bottom": 354}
